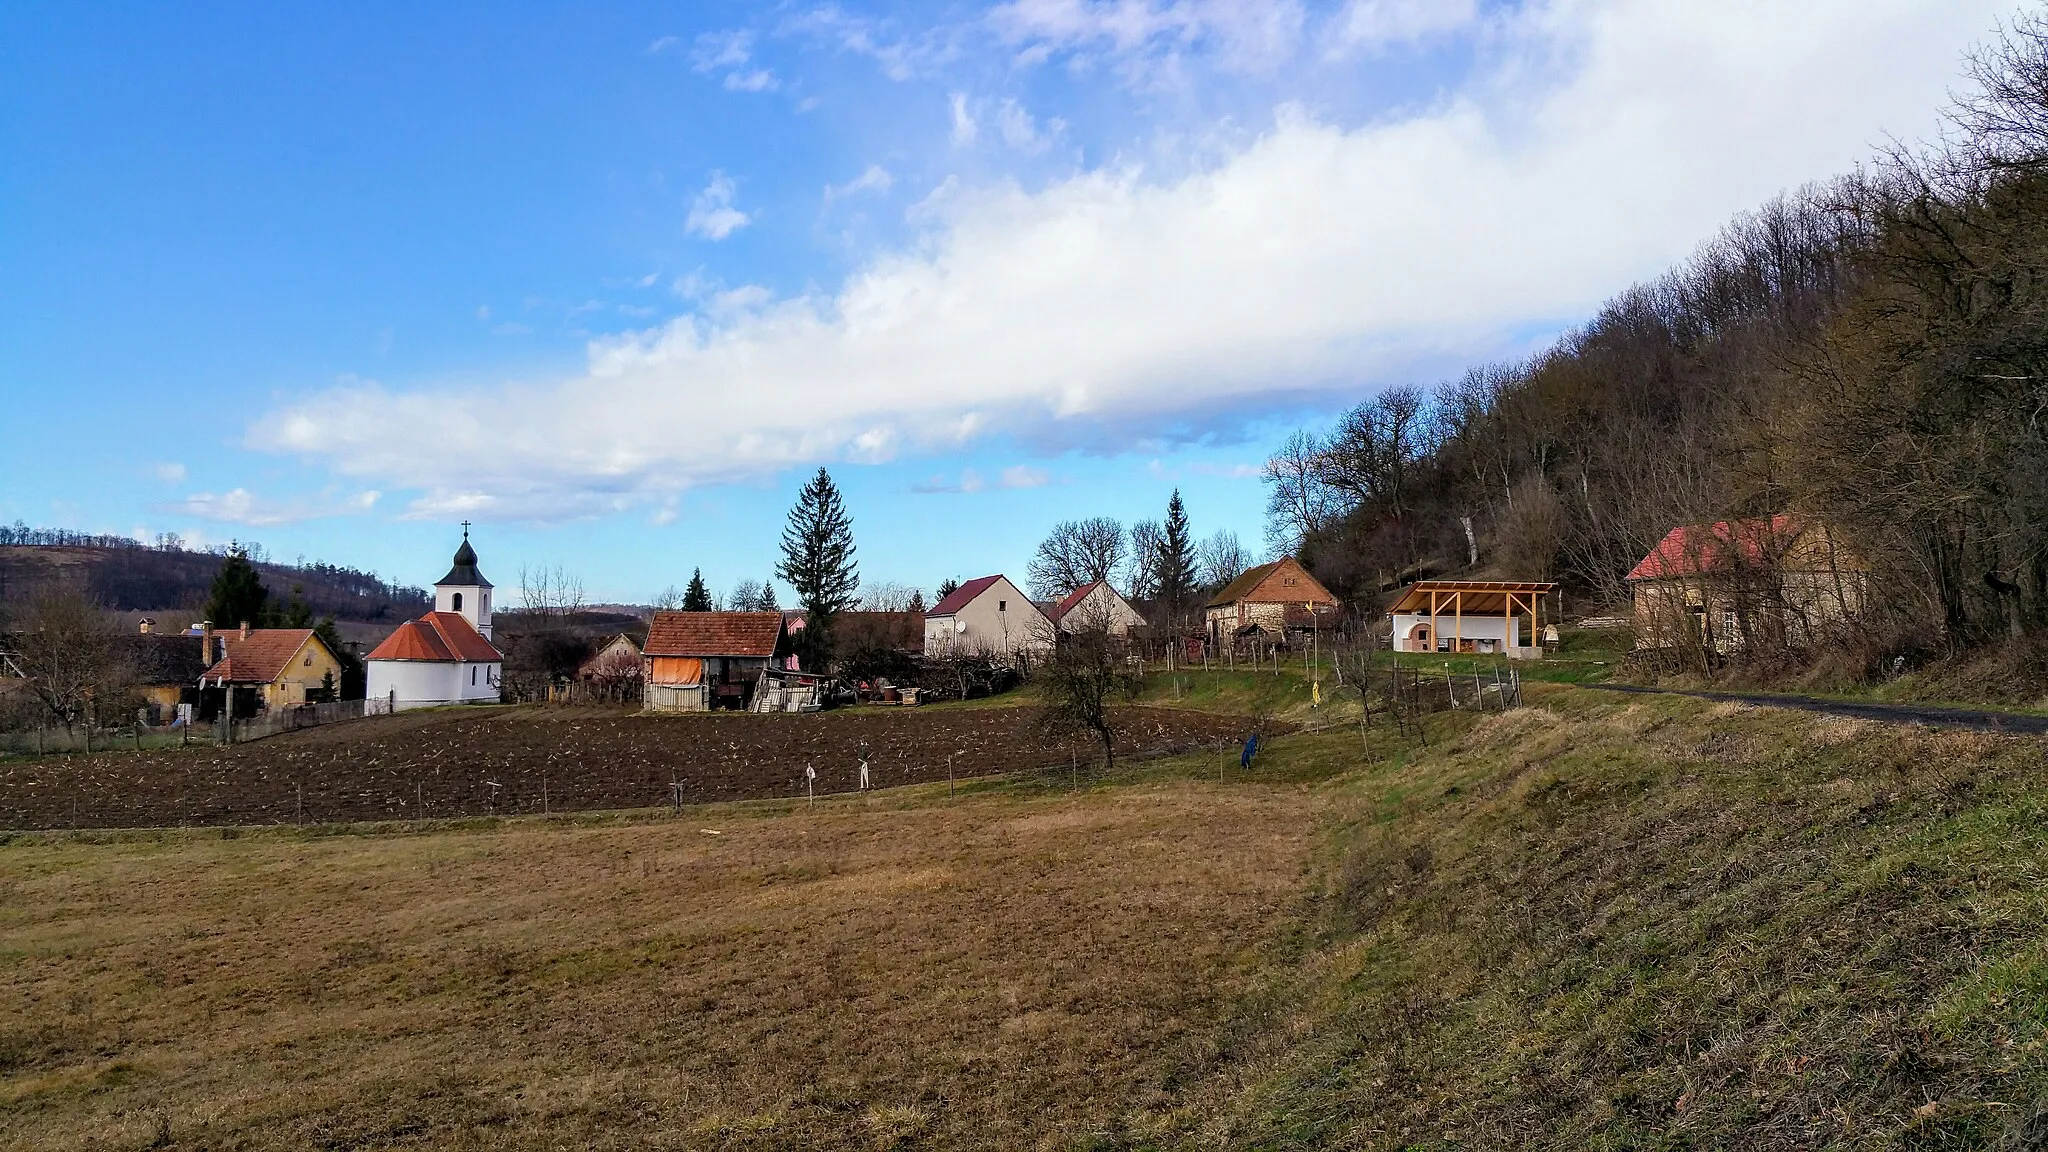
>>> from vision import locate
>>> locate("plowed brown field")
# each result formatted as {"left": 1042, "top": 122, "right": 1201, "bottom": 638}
{"left": 0, "top": 704, "right": 1255, "bottom": 829}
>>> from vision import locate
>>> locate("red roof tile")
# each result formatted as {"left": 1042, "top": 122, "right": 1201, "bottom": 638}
{"left": 643, "top": 611, "right": 787, "bottom": 658}
{"left": 927, "top": 575, "right": 1004, "bottom": 617}
{"left": 1627, "top": 514, "right": 1803, "bottom": 581}
{"left": 1045, "top": 580, "right": 1102, "bottom": 624}
{"left": 204, "top": 629, "right": 321, "bottom": 684}
{"left": 365, "top": 612, "right": 503, "bottom": 663}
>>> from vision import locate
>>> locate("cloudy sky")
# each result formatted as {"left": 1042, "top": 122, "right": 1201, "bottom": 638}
{"left": 0, "top": 0, "right": 2018, "bottom": 602}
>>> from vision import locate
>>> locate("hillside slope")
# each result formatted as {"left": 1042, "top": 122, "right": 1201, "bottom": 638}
{"left": 1150, "top": 688, "right": 2048, "bottom": 1149}
{"left": 0, "top": 545, "right": 425, "bottom": 623}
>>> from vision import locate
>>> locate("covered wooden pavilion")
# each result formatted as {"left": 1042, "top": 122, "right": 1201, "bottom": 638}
{"left": 1388, "top": 580, "right": 1558, "bottom": 659}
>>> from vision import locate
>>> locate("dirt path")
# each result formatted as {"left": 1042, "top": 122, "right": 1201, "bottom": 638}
{"left": 1591, "top": 682, "right": 2048, "bottom": 734}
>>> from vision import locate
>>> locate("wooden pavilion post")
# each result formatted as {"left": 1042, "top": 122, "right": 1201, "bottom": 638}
{"left": 1454, "top": 589, "right": 1463, "bottom": 654}
{"left": 1429, "top": 589, "right": 1438, "bottom": 655}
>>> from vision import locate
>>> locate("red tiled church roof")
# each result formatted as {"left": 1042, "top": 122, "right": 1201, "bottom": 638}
{"left": 927, "top": 575, "right": 1004, "bottom": 617}
{"left": 204, "top": 629, "right": 320, "bottom": 684}
{"left": 643, "top": 611, "right": 786, "bottom": 658}
{"left": 1627, "top": 514, "right": 1803, "bottom": 581}
{"left": 366, "top": 612, "right": 503, "bottom": 663}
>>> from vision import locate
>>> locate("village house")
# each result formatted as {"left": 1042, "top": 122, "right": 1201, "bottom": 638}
{"left": 200, "top": 622, "right": 345, "bottom": 716}
{"left": 642, "top": 611, "right": 790, "bottom": 712}
{"left": 364, "top": 529, "right": 505, "bottom": 709}
{"left": 923, "top": 575, "right": 1055, "bottom": 662}
{"left": 1628, "top": 513, "right": 1867, "bottom": 653}
{"left": 1203, "top": 557, "right": 1339, "bottom": 650}
{"left": 118, "top": 622, "right": 207, "bottom": 723}
{"left": 1388, "top": 580, "right": 1558, "bottom": 658}
{"left": 577, "top": 633, "right": 643, "bottom": 682}
{"left": 1045, "top": 580, "right": 1147, "bottom": 637}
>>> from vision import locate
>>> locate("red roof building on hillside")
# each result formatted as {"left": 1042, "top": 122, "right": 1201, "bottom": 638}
{"left": 920, "top": 574, "right": 1053, "bottom": 662}
{"left": 1626, "top": 513, "right": 1867, "bottom": 654}
{"left": 1045, "top": 581, "right": 1099, "bottom": 625}
{"left": 1627, "top": 513, "right": 1804, "bottom": 581}
{"left": 201, "top": 627, "right": 346, "bottom": 713}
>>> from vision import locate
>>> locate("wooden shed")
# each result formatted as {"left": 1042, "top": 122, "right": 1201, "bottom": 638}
{"left": 642, "top": 612, "right": 789, "bottom": 712}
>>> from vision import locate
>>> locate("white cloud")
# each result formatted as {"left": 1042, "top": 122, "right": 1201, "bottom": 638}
{"left": 989, "top": 0, "right": 1307, "bottom": 79}
{"left": 647, "top": 35, "right": 681, "bottom": 54}
{"left": 995, "top": 99, "right": 1060, "bottom": 153}
{"left": 949, "top": 92, "right": 978, "bottom": 146}
{"left": 475, "top": 304, "right": 492, "bottom": 321}
{"left": 1325, "top": 0, "right": 1479, "bottom": 56}
{"left": 1001, "top": 465, "right": 1051, "bottom": 489}
{"left": 686, "top": 172, "right": 751, "bottom": 240}
{"left": 692, "top": 29, "right": 752, "bottom": 71}
{"left": 154, "top": 462, "right": 187, "bottom": 483}
{"left": 725, "top": 68, "right": 779, "bottom": 92}
{"left": 256, "top": 0, "right": 2007, "bottom": 522}
{"left": 825, "top": 164, "right": 896, "bottom": 203}
{"left": 172, "top": 488, "right": 379, "bottom": 527}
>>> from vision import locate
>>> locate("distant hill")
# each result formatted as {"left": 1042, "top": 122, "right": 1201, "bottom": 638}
{"left": 0, "top": 528, "right": 427, "bottom": 624}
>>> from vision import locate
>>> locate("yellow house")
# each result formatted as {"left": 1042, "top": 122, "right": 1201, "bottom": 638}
{"left": 201, "top": 626, "right": 345, "bottom": 712}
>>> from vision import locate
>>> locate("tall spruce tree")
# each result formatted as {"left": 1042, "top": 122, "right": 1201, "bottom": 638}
{"left": 755, "top": 580, "right": 780, "bottom": 612}
{"left": 205, "top": 548, "right": 269, "bottom": 629}
{"left": 1154, "top": 490, "right": 1199, "bottom": 632}
{"left": 777, "top": 468, "right": 858, "bottom": 665}
{"left": 683, "top": 568, "right": 713, "bottom": 611}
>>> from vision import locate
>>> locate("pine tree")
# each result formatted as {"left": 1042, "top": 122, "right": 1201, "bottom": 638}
{"left": 935, "top": 577, "right": 960, "bottom": 602}
{"left": 908, "top": 588, "right": 926, "bottom": 613}
{"left": 205, "top": 548, "right": 269, "bottom": 629}
{"left": 683, "top": 568, "right": 713, "bottom": 611}
{"left": 756, "top": 580, "right": 780, "bottom": 612}
{"left": 1154, "top": 490, "right": 1199, "bottom": 631}
{"left": 778, "top": 467, "right": 859, "bottom": 621}
{"left": 280, "top": 585, "right": 313, "bottom": 628}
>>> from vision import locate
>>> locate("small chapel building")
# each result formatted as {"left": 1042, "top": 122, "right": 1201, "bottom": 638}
{"left": 365, "top": 528, "right": 506, "bottom": 710}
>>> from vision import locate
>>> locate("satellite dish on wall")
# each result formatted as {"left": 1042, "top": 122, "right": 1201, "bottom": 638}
{"left": 955, "top": 619, "right": 968, "bottom": 634}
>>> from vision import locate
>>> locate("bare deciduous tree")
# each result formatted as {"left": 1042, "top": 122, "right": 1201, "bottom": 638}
{"left": 9, "top": 588, "right": 128, "bottom": 731}
{"left": 1028, "top": 517, "right": 1127, "bottom": 599}
{"left": 1198, "top": 529, "right": 1250, "bottom": 590}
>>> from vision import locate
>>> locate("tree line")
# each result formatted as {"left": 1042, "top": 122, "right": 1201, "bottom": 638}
{"left": 1261, "top": 18, "right": 2048, "bottom": 669}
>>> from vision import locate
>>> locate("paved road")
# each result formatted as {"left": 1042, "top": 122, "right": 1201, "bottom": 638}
{"left": 1590, "top": 683, "right": 2048, "bottom": 735}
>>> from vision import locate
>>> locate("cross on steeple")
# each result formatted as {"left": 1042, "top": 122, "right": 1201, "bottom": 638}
{"left": 460, "top": 520, "right": 472, "bottom": 538}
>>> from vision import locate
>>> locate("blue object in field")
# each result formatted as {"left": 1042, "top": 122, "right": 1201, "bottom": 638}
{"left": 1240, "top": 733, "right": 1259, "bottom": 768}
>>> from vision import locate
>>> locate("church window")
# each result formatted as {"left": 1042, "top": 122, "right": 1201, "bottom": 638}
{"left": 452, "top": 592, "right": 464, "bottom": 612}
{"left": 471, "top": 666, "right": 478, "bottom": 686}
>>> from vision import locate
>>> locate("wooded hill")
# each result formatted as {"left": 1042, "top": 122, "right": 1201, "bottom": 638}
{"left": 0, "top": 534, "right": 426, "bottom": 625}
{"left": 1271, "top": 20, "right": 2048, "bottom": 675}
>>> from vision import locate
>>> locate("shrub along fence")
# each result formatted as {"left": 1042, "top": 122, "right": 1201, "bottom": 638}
{"left": 0, "top": 697, "right": 393, "bottom": 756}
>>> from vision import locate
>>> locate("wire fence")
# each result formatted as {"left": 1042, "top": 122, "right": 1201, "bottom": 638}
{"left": 0, "top": 697, "right": 395, "bottom": 757}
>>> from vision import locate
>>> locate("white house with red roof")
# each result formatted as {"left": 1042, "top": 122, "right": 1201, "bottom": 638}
{"left": 1626, "top": 513, "right": 1866, "bottom": 653}
{"left": 1044, "top": 580, "right": 1146, "bottom": 637}
{"left": 365, "top": 529, "right": 505, "bottom": 709}
{"left": 923, "top": 575, "right": 1054, "bottom": 662}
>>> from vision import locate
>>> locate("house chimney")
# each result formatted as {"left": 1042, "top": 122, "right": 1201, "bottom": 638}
{"left": 201, "top": 620, "right": 216, "bottom": 665}
{"left": 239, "top": 621, "right": 250, "bottom": 641}
{"left": 138, "top": 618, "right": 154, "bottom": 635}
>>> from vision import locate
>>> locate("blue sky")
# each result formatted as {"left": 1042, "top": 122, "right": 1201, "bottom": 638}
{"left": 0, "top": 0, "right": 2016, "bottom": 604}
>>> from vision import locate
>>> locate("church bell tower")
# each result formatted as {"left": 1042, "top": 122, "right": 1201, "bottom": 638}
{"left": 433, "top": 522, "right": 493, "bottom": 640}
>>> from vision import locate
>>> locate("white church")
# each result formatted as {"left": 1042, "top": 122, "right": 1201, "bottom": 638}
{"left": 365, "top": 526, "right": 506, "bottom": 710}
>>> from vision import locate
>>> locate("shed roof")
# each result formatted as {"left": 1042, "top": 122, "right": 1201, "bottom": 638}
{"left": 204, "top": 629, "right": 321, "bottom": 684}
{"left": 366, "top": 612, "right": 504, "bottom": 663}
{"left": 1387, "top": 580, "right": 1558, "bottom": 615}
{"left": 927, "top": 575, "right": 1005, "bottom": 617}
{"left": 644, "top": 611, "right": 786, "bottom": 658}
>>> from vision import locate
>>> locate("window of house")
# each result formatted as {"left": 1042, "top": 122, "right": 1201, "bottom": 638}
{"left": 452, "top": 592, "right": 464, "bottom": 612}
{"left": 999, "top": 599, "right": 1007, "bottom": 611}
{"left": 471, "top": 666, "right": 477, "bottom": 686}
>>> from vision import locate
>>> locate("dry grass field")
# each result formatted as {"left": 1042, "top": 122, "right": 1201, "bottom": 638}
{"left": 0, "top": 772, "right": 1317, "bottom": 1150}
